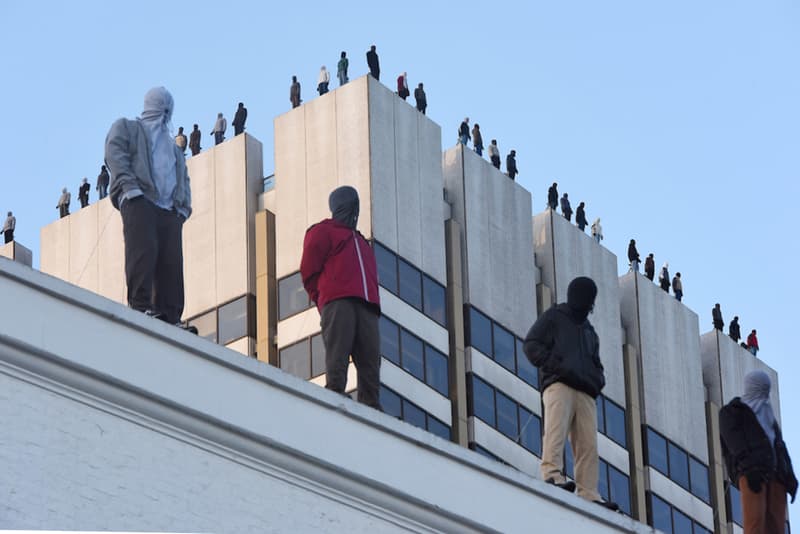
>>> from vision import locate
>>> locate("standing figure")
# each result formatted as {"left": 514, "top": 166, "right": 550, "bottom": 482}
{"left": 96, "top": 165, "right": 110, "bottom": 200}
{"left": 506, "top": 150, "right": 518, "bottom": 180}
{"left": 644, "top": 253, "right": 655, "bottom": 281}
{"left": 300, "top": 186, "right": 382, "bottom": 409}
{"left": 575, "top": 202, "right": 588, "bottom": 231}
{"left": 560, "top": 193, "right": 572, "bottom": 221}
{"left": 290, "top": 76, "right": 302, "bottom": 109}
{"left": 104, "top": 87, "right": 192, "bottom": 325}
{"left": 712, "top": 303, "right": 724, "bottom": 331}
{"left": 232, "top": 102, "right": 247, "bottom": 135}
{"left": 729, "top": 316, "right": 741, "bottom": 343}
{"left": 317, "top": 66, "right": 330, "bottom": 95}
{"left": 719, "top": 371, "right": 797, "bottom": 533}
{"left": 414, "top": 83, "right": 427, "bottom": 114}
{"left": 397, "top": 72, "right": 409, "bottom": 100}
{"left": 524, "top": 277, "right": 618, "bottom": 511}
{"left": 211, "top": 112, "right": 226, "bottom": 145}
{"left": 2, "top": 211, "right": 15, "bottom": 243}
{"left": 78, "top": 178, "right": 90, "bottom": 208}
{"left": 337, "top": 51, "right": 349, "bottom": 86}
{"left": 627, "top": 239, "right": 640, "bottom": 271}
{"left": 591, "top": 217, "right": 603, "bottom": 244}
{"left": 189, "top": 124, "right": 201, "bottom": 156}
{"left": 175, "top": 126, "right": 188, "bottom": 154}
{"left": 458, "top": 118, "right": 470, "bottom": 146}
{"left": 472, "top": 123, "right": 483, "bottom": 156}
{"left": 366, "top": 45, "right": 380, "bottom": 80}
{"left": 672, "top": 272, "right": 683, "bottom": 301}
{"left": 57, "top": 188, "right": 71, "bottom": 218}
{"left": 747, "top": 330, "right": 759, "bottom": 356}
{"left": 547, "top": 182, "right": 558, "bottom": 210}
{"left": 658, "top": 263, "right": 670, "bottom": 292}
{"left": 488, "top": 139, "right": 501, "bottom": 169}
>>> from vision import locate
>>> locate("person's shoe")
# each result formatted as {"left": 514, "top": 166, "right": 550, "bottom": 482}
{"left": 593, "top": 500, "right": 620, "bottom": 512}
{"left": 144, "top": 309, "right": 165, "bottom": 321}
{"left": 545, "top": 478, "right": 576, "bottom": 493}
{"left": 175, "top": 322, "right": 199, "bottom": 335}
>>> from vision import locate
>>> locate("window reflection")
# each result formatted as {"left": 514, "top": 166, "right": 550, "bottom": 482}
{"left": 278, "top": 272, "right": 311, "bottom": 320}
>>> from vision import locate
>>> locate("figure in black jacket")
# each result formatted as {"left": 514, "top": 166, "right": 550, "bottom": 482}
{"left": 506, "top": 150, "right": 518, "bottom": 180}
{"left": 712, "top": 303, "right": 724, "bottom": 331}
{"left": 644, "top": 253, "right": 655, "bottom": 281}
{"left": 232, "top": 102, "right": 247, "bottom": 135}
{"left": 547, "top": 182, "right": 558, "bottom": 210}
{"left": 78, "top": 178, "right": 90, "bottom": 208}
{"left": 524, "top": 277, "right": 618, "bottom": 511}
{"left": 575, "top": 202, "right": 588, "bottom": 232}
{"left": 720, "top": 371, "right": 797, "bottom": 533}
{"left": 366, "top": 45, "right": 380, "bottom": 80}
{"left": 729, "top": 316, "right": 741, "bottom": 343}
{"left": 627, "top": 239, "right": 640, "bottom": 271}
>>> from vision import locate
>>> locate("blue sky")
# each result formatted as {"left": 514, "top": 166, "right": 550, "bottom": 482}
{"left": 1, "top": 0, "right": 798, "bottom": 522}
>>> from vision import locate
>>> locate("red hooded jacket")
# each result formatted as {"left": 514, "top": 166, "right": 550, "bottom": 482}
{"left": 300, "top": 218, "right": 381, "bottom": 313}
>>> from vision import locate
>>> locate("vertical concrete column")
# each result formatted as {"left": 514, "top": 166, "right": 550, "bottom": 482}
{"left": 255, "top": 210, "right": 277, "bottom": 366}
{"left": 706, "top": 400, "right": 730, "bottom": 534}
{"left": 623, "top": 342, "right": 648, "bottom": 522}
{"left": 445, "top": 219, "right": 468, "bottom": 447}
{"left": 536, "top": 284, "right": 553, "bottom": 315}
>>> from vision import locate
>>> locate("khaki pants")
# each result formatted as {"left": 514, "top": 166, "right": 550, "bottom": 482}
{"left": 541, "top": 382, "right": 601, "bottom": 501}
{"left": 739, "top": 476, "right": 786, "bottom": 534}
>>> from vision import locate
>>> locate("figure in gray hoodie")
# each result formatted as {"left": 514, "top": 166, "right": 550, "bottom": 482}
{"left": 211, "top": 113, "right": 227, "bottom": 145}
{"left": 57, "top": 188, "right": 71, "bottom": 218}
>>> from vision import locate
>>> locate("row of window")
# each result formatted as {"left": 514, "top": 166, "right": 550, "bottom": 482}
{"left": 279, "top": 334, "right": 326, "bottom": 380}
{"left": 187, "top": 294, "right": 255, "bottom": 346}
{"left": 468, "top": 374, "right": 542, "bottom": 456}
{"left": 277, "top": 272, "right": 313, "bottom": 320}
{"left": 381, "top": 385, "right": 451, "bottom": 440}
{"left": 648, "top": 492, "right": 712, "bottom": 534}
{"left": 596, "top": 394, "right": 627, "bottom": 448}
{"left": 379, "top": 315, "right": 449, "bottom": 396}
{"left": 645, "top": 426, "right": 710, "bottom": 504}
{"left": 727, "top": 484, "right": 742, "bottom": 527}
{"left": 465, "top": 306, "right": 539, "bottom": 389}
{"left": 563, "top": 445, "right": 632, "bottom": 516}
{"left": 374, "top": 242, "right": 447, "bottom": 327}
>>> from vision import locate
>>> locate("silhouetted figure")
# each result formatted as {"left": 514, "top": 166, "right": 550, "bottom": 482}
{"left": 290, "top": 76, "right": 302, "bottom": 108}
{"left": 658, "top": 263, "right": 670, "bottom": 292}
{"left": 337, "top": 51, "right": 349, "bottom": 86}
{"left": 233, "top": 102, "right": 247, "bottom": 135}
{"left": 317, "top": 66, "right": 330, "bottom": 95}
{"left": 397, "top": 72, "right": 409, "bottom": 100}
{"left": 575, "top": 202, "right": 588, "bottom": 231}
{"left": 729, "top": 316, "right": 741, "bottom": 343}
{"left": 488, "top": 139, "right": 500, "bottom": 169}
{"left": 712, "top": 303, "right": 724, "bottom": 331}
{"left": 591, "top": 218, "right": 603, "bottom": 244}
{"left": 672, "top": 272, "right": 683, "bottom": 301}
{"left": 175, "top": 126, "right": 187, "bottom": 154}
{"left": 366, "top": 45, "right": 380, "bottom": 80}
{"left": 78, "top": 178, "right": 90, "bottom": 208}
{"left": 560, "top": 193, "right": 572, "bottom": 221}
{"left": 96, "top": 165, "right": 110, "bottom": 199}
{"left": 2, "top": 211, "right": 15, "bottom": 243}
{"left": 506, "top": 150, "right": 518, "bottom": 180}
{"left": 459, "top": 118, "right": 470, "bottom": 146}
{"left": 627, "top": 239, "right": 640, "bottom": 271}
{"left": 414, "top": 83, "right": 427, "bottom": 114}
{"left": 746, "top": 330, "right": 759, "bottom": 356}
{"left": 644, "top": 253, "right": 655, "bottom": 281}
{"left": 57, "top": 188, "right": 71, "bottom": 219}
{"left": 211, "top": 112, "right": 226, "bottom": 145}
{"left": 189, "top": 124, "right": 201, "bottom": 156}
{"left": 547, "top": 182, "right": 558, "bottom": 210}
{"left": 472, "top": 123, "right": 483, "bottom": 156}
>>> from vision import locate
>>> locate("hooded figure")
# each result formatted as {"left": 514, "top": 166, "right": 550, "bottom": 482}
{"left": 414, "top": 82, "right": 427, "bottom": 114}
{"left": 591, "top": 217, "right": 603, "bottom": 243}
{"left": 232, "top": 102, "right": 247, "bottom": 135}
{"left": 2, "top": 211, "right": 15, "bottom": 243}
{"left": 328, "top": 185, "right": 359, "bottom": 229}
{"left": 78, "top": 177, "right": 90, "bottom": 208}
{"left": 397, "top": 72, "right": 409, "bottom": 100}
{"left": 575, "top": 201, "right": 587, "bottom": 231}
{"left": 57, "top": 187, "right": 71, "bottom": 218}
{"left": 459, "top": 118, "right": 470, "bottom": 146}
{"left": 644, "top": 253, "right": 655, "bottom": 281}
{"left": 659, "top": 262, "right": 670, "bottom": 292}
{"left": 318, "top": 66, "right": 330, "bottom": 95}
{"left": 547, "top": 182, "right": 559, "bottom": 210}
{"left": 211, "top": 112, "right": 226, "bottom": 145}
{"left": 627, "top": 239, "right": 640, "bottom": 271}
{"left": 560, "top": 193, "right": 572, "bottom": 221}
{"left": 729, "top": 316, "right": 741, "bottom": 342}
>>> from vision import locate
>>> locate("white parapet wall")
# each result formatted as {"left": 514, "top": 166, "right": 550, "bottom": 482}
{"left": 0, "top": 240, "right": 33, "bottom": 267}
{"left": 0, "top": 258, "right": 656, "bottom": 533}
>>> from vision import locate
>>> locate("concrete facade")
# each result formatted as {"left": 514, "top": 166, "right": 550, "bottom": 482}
{"left": 0, "top": 240, "right": 32, "bottom": 267}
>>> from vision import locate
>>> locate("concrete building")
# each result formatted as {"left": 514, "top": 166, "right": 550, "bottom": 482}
{"left": 0, "top": 240, "right": 32, "bottom": 267}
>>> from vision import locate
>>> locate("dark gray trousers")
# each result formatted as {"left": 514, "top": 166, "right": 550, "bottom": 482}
{"left": 120, "top": 197, "right": 185, "bottom": 324}
{"left": 320, "top": 298, "right": 382, "bottom": 410}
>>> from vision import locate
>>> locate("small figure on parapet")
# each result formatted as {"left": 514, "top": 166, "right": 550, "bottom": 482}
{"left": 97, "top": 165, "right": 110, "bottom": 199}
{"left": 575, "top": 202, "right": 587, "bottom": 232}
{"left": 78, "top": 178, "right": 90, "bottom": 208}
{"left": 175, "top": 126, "right": 188, "bottom": 154}
{"left": 189, "top": 124, "right": 201, "bottom": 156}
{"left": 712, "top": 303, "right": 724, "bottom": 331}
{"left": 318, "top": 66, "right": 330, "bottom": 96}
{"left": 211, "top": 112, "right": 227, "bottom": 145}
{"left": 57, "top": 187, "right": 71, "bottom": 218}
{"left": 414, "top": 83, "right": 427, "bottom": 114}
{"left": 658, "top": 263, "right": 670, "bottom": 292}
{"left": 458, "top": 118, "right": 470, "bottom": 146}
{"left": 644, "top": 253, "right": 655, "bottom": 281}
{"left": 366, "top": 45, "right": 380, "bottom": 80}
{"left": 397, "top": 72, "right": 409, "bottom": 100}
{"left": 729, "top": 316, "right": 741, "bottom": 343}
{"left": 627, "top": 239, "right": 640, "bottom": 271}
{"left": 547, "top": 182, "right": 558, "bottom": 210}
{"left": 300, "top": 186, "right": 382, "bottom": 411}
{"left": 591, "top": 217, "right": 603, "bottom": 244}
{"left": 488, "top": 139, "right": 501, "bottom": 169}
{"left": 472, "top": 123, "right": 483, "bottom": 156}
{"left": 672, "top": 272, "right": 683, "bottom": 301}
{"left": 560, "top": 193, "right": 572, "bottom": 222}
{"left": 746, "top": 330, "right": 759, "bottom": 356}
{"left": 506, "top": 150, "right": 518, "bottom": 180}
{"left": 337, "top": 51, "right": 349, "bottom": 86}
{"left": 233, "top": 102, "right": 247, "bottom": 136}
{"left": 290, "top": 75, "right": 302, "bottom": 109}
{"left": 2, "top": 211, "right": 15, "bottom": 243}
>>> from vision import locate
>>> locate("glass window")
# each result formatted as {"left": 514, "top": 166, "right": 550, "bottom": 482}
{"left": 398, "top": 258, "right": 422, "bottom": 310}
{"left": 278, "top": 272, "right": 311, "bottom": 320}
{"left": 380, "top": 386, "right": 402, "bottom": 419}
{"left": 492, "top": 322, "right": 516, "bottom": 372}
{"left": 596, "top": 396, "right": 606, "bottom": 436}
{"left": 422, "top": 275, "right": 447, "bottom": 327}
{"left": 516, "top": 338, "right": 539, "bottom": 389}
{"left": 425, "top": 345, "right": 449, "bottom": 396}
{"left": 472, "top": 444, "right": 498, "bottom": 462}
{"left": 427, "top": 416, "right": 450, "bottom": 440}
{"left": 379, "top": 316, "right": 401, "bottom": 365}
{"left": 689, "top": 457, "right": 710, "bottom": 504}
{"left": 311, "top": 334, "right": 326, "bottom": 378}
{"left": 495, "top": 391, "right": 519, "bottom": 440}
{"left": 604, "top": 399, "right": 627, "bottom": 448}
{"left": 470, "top": 375, "right": 495, "bottom": 427}
{"left": 598, "top": 459, "right": 610, "bottom": 501}
{"left": 609, "top": 465, "right": 631, "bottom": 516}
{"left": 564, "top": 440, "right": 574, "bottom": 479}
{"left": 400, "top": 330, "right": 424, "bottom": 380}
{"left": 402, "top": 399, "right": 426, "bottom": 430}
{"left": 672, "top": 508, "right": 692, "bottom": 534}
{"left": 668, "top": 442, "right": 690, "bottom": 490}
{"left": 189, "top": 309, "right": 217, "bottom": 343}
{"left": 693, "top": 524, "right": 712, "bottom": 534}
{"left": 728, "top": 484, "right": 743, "bottom": 526}
{"left": 468, "top": 307, "right": 493, "bottom": 357}
{"left": 218, "top": 295, "right": 250, "bottom": 345}
{"left": 649, "top": 493, "right": 672, "bottom": 534}
{"left": 374, "top": 242, "right": 398, "bottom": 294}
{"left": 279, "top": 339, "right": 310, "bottom": 380}
{"left": 647, "top": 428, "right": 669, "bottom": 475}
{"left": 518, "top": 407, "right": 542, "bottom": 456}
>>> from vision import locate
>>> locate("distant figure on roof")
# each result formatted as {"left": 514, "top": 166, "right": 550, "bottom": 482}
{"left": 300, "top": 186, "right": 382, "bottom": 410}
{"left": 712, "top": 303, "right": 724, "bottom": 331}
{"left": 506, "top": 150, "right": 518, "bottom": 180}
{"left": 2, "top": 211, "right": 15, "bottom": 244}
{"left": 290, "top": 76, "right": 302, "bottom": 109}
{"left": 658, "top": 262, "right": 670, "bottom": 292}
{"left": 591, "top": 217, "right": 603, "bottom": 244}
{"left": 366, "top": 45, "right": 380, "bottom": 80}
{"left": 729, "top": 316, "right": 741, "bottom": 343}
{"left": 560, "top": 193, "right": 572, "bottom": 222}
{"left": 575, "top": 202, "right": 588, "bottom": 231}
{"left": 644, "top": 253, "right": 655, "bottom": 281}
{"left": 189, "top": 124, "right": 201, "bottom": 156}
{"left": 57, "top": 188, "right": 71, "bottom": 219}
{"left": 458, "top": 118, "right": 470, "bottom": 146}
{"left": 397, "top": 72, "right": 409, "bottom": 100}
{"left": 211, "top": 112, "right": 226, "bottom": 145}
{"left": 627, "top": 239, "right": 640, "bottom": 271}
{"left": 317, "top": 66, "right": 330, "bottom": 96}
{"left": 175, "top": 126, "right": 187, "bottom": 154}
{"left": 96, "top": 165, "right": 110, "bottom": 200}
{"left": 414, "top": 83, "right": 427, "bottom": 114}
{"left": 233, "top": 102, "right": 247, "bottom": 135}
{"left": 337, "top": 51, "right": 349, "bottom": 86}
{"left": 472, "top": 123, "right": 483, "bottom": 156}
{"left": 672, "top": 272, "right": 683, "bottom": 301}
{"left": 747, "top": 329, "right": 759, "bottom": 356}
{"left": 547, "top": 182, "right": 558, "bottom": 210}
{"left": 488, "top": 139, "right": 501, "bottom": 169}
{"left": 78, "top": 178, "right": 90, "bottom": 208}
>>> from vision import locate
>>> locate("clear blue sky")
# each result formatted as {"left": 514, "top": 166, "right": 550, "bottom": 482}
{"left": 2, "top": 0, "right": 798, "bottom": 522}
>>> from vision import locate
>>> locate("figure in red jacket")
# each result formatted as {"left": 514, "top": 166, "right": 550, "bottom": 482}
{"left": 300, "top": 186, "right": 382, "bottom": 409}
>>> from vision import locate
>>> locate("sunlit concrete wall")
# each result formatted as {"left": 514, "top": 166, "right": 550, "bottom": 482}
{"left": 0, "top": 241, "right": 33, "bottom": 267}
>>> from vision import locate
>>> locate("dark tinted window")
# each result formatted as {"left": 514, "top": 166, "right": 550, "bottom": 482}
{"left": 374, "top": 242, "right": 398, "bottom": 294}
{"left": 400, "top": 330, "right": 424, "bottom": 380}
{"left": 495, "top": 391, "right": 518, "bottom": 440}
{"left": 380, "top": 386, "right": 402, "bottom": 418}
{"left": 422, "top": 275, "right": 447, "bottom": 326}
{"left": 564, "top": 440, "right": 574, "bottom": 479}
{"left": 218, "top": 295, "right": 250, "bottom": 344}
{"left": 470, "top": 375, "right": 495, "bottom": 427}
{"left": 379, "top": 316, "right": 400, "bottom": 365}
{"left": 468, "top": 307, "right": 493, "bottom": 356}
{"left": 398, "top": 258, "right": 422, "bottom": 310}
{"left": 516, "top": 338, "right": 539, "bottom": 389}
{"left": 472, "top": 444, "right": 499, "bottom": 462}
{"left": 279, "top": 339, "right": 310, "bottom": 379}
{"left": 728, "top": 485, "right": 743, "bottom": 526}
{"left": 492, "top": 322, "right": 516, "bottom": 372}
{"left": 609, "top": 465, "right": 631, "bottom": 516}
{"left": 403, "top": 400, "right": 426, "bottom": 430}
{"left": 689, "top": 457, "right": 710, "bottom": 504}
{"left": 598, "top": 459, "right": 610, "bottom": 501}
{"left": 605, "top": 399, "right": 627, "bottom": 447}
{"left": 189, "top": 309, "right": 217, "bottom": 343}
{"left": 693, "top": 524, "right": 712, "bottom": 534}
{"left": 425, "top": 346, "right": 449, "bottom": 396}
{"left": 649, "top": 493, "right": 672, "bottom": 533}
{"left": 311, "top": 334, "right": 326, "bottom": 377}
{"left": 668, "top": 442, "right": 690, "bottom": 490}
{"left": 596, "top": 396, "right": 606, "bottom": 436}
{"left": 672, "top": 509, "right": 692, "bottom": 534}
{"left": 278, "top": 272, "right": 311, "bottom": 320}
{"left": 519, "top": 407, "right": 542, "bottom": 455}
{"left": 427, "top": 416, "right": 451, "bottom": 440}
{"left": 647, "top": 428, "right": 669, "bottom": 475}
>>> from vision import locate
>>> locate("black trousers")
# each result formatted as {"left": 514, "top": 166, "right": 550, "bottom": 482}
{"left": 120, "top": 197, "right": 185, "bottom": 324}
{"left": 3, "top": 230, "right": 12, "bottom": 243}
{"left": 491, "top": 155, "right": 500, "bottom": 169}
{"left": 234, "top": 125, "right": 244, "bottom": 135}
{"left": 320, "top": 298, "right": 382, "bottom": 410}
